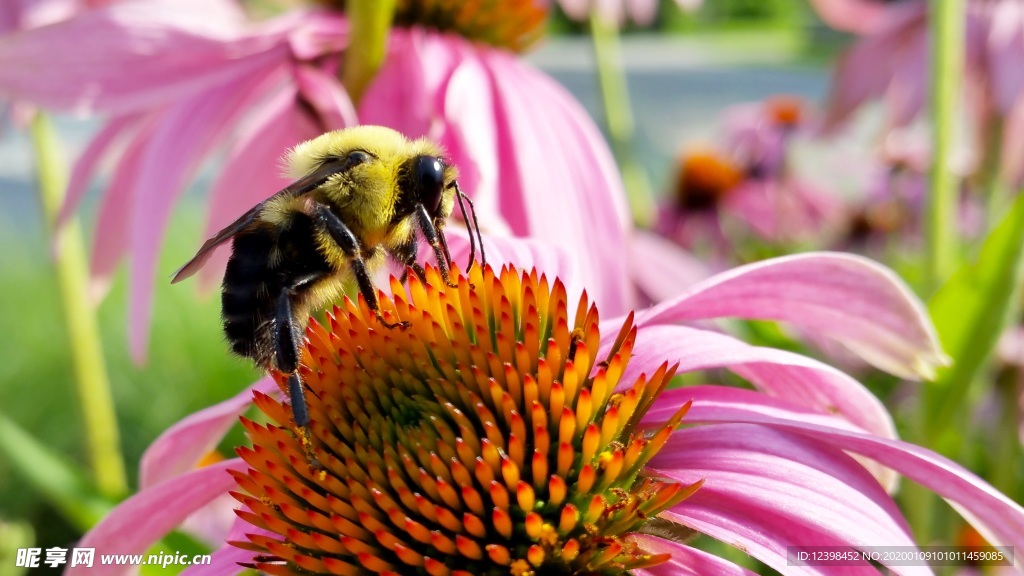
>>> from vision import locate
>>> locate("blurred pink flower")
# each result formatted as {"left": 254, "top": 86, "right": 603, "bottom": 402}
{"left": 841, "top": 132, "right": 984, "bottom": 250}
{"left": 816, "top": 0, "right": 1024, "bottom": 187}
{"left": 0, "top": 0, "right": 656, "bottom": 362}
{"left": 65, "top": 241, "right": 984, "bottom": 576}
{"left": 554, "top": 0, "right": 702, "bottom": 26}
{"left": 656, "top": 97, "right": 844, "bottom": 258}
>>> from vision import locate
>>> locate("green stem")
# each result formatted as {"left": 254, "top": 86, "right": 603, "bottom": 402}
{"left": 30, "top": 113, "right": 127, "bottom": 500}
{"left": 588, "top": 11, "right": 655, "bottom": 227}
{"left": 980, "top": 111, "right": 1008, "bottom": 225}
{"left": 342, "top": 0, "right": 397, "bottom": 105}
{"left": 924, "top": 0, "right": 964, "bottom": 292}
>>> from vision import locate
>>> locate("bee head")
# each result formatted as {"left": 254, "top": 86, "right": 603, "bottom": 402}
{"left": 412, "top": 155, "right": 447, "bottom": 217}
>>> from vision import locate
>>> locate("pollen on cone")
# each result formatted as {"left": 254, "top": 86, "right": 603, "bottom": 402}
{"left": 233, "top": 265, "right": 698, "bottom": 576}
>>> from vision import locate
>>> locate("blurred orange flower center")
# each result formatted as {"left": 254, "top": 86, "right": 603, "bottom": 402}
{"left": 676, "top": 150, "right": 743, "bottom": 211}
{"left": 764, "top": 95, "right": 804, "bottom": 128}
{"left": 317, "top": 0, "right": 548, "bottom": 52}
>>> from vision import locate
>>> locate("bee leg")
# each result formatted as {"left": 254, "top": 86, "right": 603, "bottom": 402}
{"left": 414, "top": 205, "right": 458, "bottom": 288}
{"left": 274, "top": 290, "right": 320, "bottom": 470}
{"left": 311, "top": 202, "right": 409, "bottom": 329}
{"left": 393, "top": 237, "right": 429, "bottom": 284}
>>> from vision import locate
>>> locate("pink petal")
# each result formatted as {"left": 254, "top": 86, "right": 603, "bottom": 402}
{"left": 627, "top": 230, "right": 710, "bottom": 304}
{"left": 646, "top": 385, "right": 895, "bottom": 488}
{"left": 821, "top": 4, "right": 926, "bottom": 131}
{"left": 487, "top": 50, "right": 634, "bottom": 314}
{"left": 293, "top": 62, "right": 357, "bottom": 130}
{"left": 89, "top": 117, "right": 157, "bottom": 301}
{"left": 359, "top": 27, "right": 444, "bottom": 137}
{"left": 649, "top": 425, "right": 924, "bottom": 575}
{"left": 439, "top": 49, "right": 506, "bottom": 233}
{"left": 56, "top": 114, "right": 139, "bottom": 233}
{"left": 66, "top": 459, "right": 245, "bottom": 576}
{"left": 140, "top": 377, "right": 276, "bottom": 490}
{"left": 630, "top": 536, "right": 759, "bottom": 576}
{"left": 661, "top": 393, "right": 1024, "bottom": 552}
{"left": 645, "top": 385, "right": 868, "bottom": 433}
{"left": 445, "top": 229, "right": 579, "bottom": 294}
{"left": 636, "top": 252, "right": 948, "bottom": 380}
{"left": 0, "top": 1, "right": 287, "bottom": 114}
{"left": 195, "top": 81, "right": 321, "bottom": 292}
{"left": 985, "top": 1, "right": 1024, "bottom": 114}
{"left": 884, "top": 26, "right": 929, "bottom": 129}
{"left": 127, "top": 74, "right": 270, "bottom": 363}
{"left": 282, "top": 10, "right": 347, "bottom": 60}
{"left": 619, "top": 324, "right": 897, "bottom": 442}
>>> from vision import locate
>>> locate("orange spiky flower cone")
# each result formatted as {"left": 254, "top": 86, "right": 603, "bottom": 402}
{"left": 230, "top": 264, "right": 699, "bottom": 575}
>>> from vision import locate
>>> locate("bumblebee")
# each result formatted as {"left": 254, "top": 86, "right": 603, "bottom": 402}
{"left": 172, "top": 126, "right": 484, "bottom": 458}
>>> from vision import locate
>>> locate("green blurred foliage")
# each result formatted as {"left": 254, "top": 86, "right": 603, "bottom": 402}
{"left": 0, "top": 194, "right": 257, "bottom": 554}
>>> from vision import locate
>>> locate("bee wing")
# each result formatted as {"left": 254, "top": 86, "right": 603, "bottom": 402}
{"left": 171, "top": 159, "right": 355, "bottom": 283}
{"left": 170, "top": 203, "right": 265, "bottom": 283}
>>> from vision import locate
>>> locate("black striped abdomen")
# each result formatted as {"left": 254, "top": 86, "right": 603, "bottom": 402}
{"left": 220, "top": 216, "right": 334, "bottom": 369}
{"left": 222, "top": 228, "right": 278, "bottom": 366}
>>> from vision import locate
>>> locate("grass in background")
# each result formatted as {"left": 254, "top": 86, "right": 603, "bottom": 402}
{"left": 0, "top": 196, "right": 257, "bottom": 552}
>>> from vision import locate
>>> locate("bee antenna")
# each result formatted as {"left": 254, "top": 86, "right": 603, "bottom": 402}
{"left": 453, "top": 182, "right": 486, "bottom": 271}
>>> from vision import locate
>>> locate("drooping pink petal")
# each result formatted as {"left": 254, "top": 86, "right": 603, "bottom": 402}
{"left": 649, "top": 425, "right": 925, "bottom": 575}
{"left": 487, "top": 49, "right": 634, "bottom": 314}
{"left": 635, "top": 252, "right": 948, "bottom": 380}
{"left": 140, "top": 377, "right": 276, "bottom": 489}
{"left": 359, "top": 27, "right": 445, "bottom": 139}
{"left": 66, "top": 459, "right": 245, "bottom": 576}
{"left": 438, "top": 49, "right": 507, "bottom": 233}
{"left": 627, "top": 230, "right": 710, "bottom": 304}
{"left": 645, "top": 385, "right": 867, "bottom": 433}
{"left": 89, "top": 117, "right": 157, "bottom": 302}
{"left": 293, "top": 62, "right": 357, "bottom": 130}
{"left": 0, "top": 0, "right": 288, "bottom": 114}
{"left": 361, "top": 28, "right": 514, "bottom": 235}
{"left": 434, "top": 229, "right": 584, "bottom": 305}
{"left": 127, "top": 73, "right": 271, "bottom": 363}
{"left": 821, "top": 3, "right": 927, "bottom": 131}
{"left": 655, "top": 393, "right": 1024, "bottom": 552}
{"left": 618, "top": 324, "right": 896, "bottom": 442}
{"left": 884, "top": 25, "right": 929, "bottom": 129}
{"left": 985, "top": 0, "right": 1024, "bottom": 114}
{"left": 646, "top": 385, "right": 894, "bottom": 487}
{"left": 56, "top": 114, "right": 139, "bottom": 233}
{"left": 630, "top": 536, "right": 759, "bottom": 576}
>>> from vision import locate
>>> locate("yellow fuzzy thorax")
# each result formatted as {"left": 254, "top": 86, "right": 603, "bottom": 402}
{"left": 260, "top": 126, "right": 456, "bottom": 271}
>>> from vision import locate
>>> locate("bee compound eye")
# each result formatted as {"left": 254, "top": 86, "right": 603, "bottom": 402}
{"left": 346, "top": 150, "right": 372, "bottom": 165}
{"left": 414, "top": 155, "right": 446, "bottom": 214}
